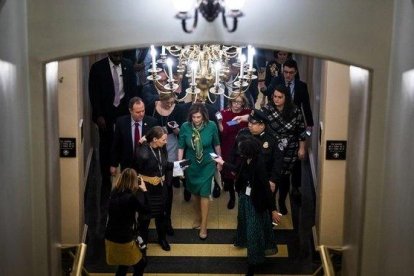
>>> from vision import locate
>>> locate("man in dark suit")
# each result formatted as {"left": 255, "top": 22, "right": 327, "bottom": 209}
{"left": 110, "top": 97, "right": 158, "bottom": 174}
{"left": 266, "top": 59, "right": 314, "bottom": 202}
{"left": 88, "top": 51, "right": 139, "bottom": 207}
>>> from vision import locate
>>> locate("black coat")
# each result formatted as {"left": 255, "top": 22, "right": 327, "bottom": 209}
{"left": 223, "top": 156, "right": 277, "bottom": 213}
{"left": 105, "top": 189, "right": 149, "bottom": 243}
{"left": 111, "top": 115, "right": 158, "bottom": 170}
{"left": 88, "top": 57, "right": 139, "bottom": 124}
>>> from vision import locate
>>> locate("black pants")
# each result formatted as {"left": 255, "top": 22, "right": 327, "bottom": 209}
{"left": 278, "top": 174, "right": 291, "bottom": 206}
{"left": 164, "top": 170, "right": 174, "bottom": 227}
{"left": 291, "top": 159, "right": 302, "bottom": 188}
{"left": 116, "top": 257, "right": 146, "bottom": 276}
{"left": 138, "top": 214, "right": 167, "bottom": 244}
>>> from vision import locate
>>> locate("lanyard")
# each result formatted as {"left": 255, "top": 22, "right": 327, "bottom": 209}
{"left": 150, "top": 146, "right": 163, "bottom": 178}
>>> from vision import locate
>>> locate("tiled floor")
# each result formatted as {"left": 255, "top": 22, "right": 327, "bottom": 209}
{"left": 83, "top": 153, "right": 318, "bottom": 275}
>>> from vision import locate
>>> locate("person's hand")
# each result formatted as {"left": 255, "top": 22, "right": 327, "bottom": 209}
{"left": 97, "top": 116, "right": 106, "bottom": 130}
{"left": 269, "top": 181, "right": 276, "bottom": 193}
{"left": 110, "top": 166, "right": 117, "bottom": 176}
{"left": 212, "top": 156, "right": 224, "bottom": 165}
{"left": 298, "top": 147, "right": 306, "bottom": 160}
{"left": 272, "top": 210, "right": 282, "bottom": 224}
{"left": 232, "top": 114, "right": 249, "bottom": 124}
{"left": 139, "top": 136, "right": 147, "bottom": 144}
{"left": 138, "top": 177, "right": 147, "bottom": 192}
{"left": 172, "top": 127, "right": 180, "bottom": 135}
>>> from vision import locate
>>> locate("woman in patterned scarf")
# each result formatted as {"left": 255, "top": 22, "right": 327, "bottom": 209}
{"left": 178, "top": 103, "right": 222, "bottom": 240}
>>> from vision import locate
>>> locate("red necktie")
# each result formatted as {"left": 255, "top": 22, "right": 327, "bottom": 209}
{"left": 134, "top": 122, "right": 140, "bottom": 149}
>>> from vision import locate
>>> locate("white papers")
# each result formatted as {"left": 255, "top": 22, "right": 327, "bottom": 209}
{"left": 173, "top": 161, "right": 184, "bottom": 177}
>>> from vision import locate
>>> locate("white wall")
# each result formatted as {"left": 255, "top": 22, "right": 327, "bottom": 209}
{"left": 0, "top": 1, "right": 33, "bottom": 275}
{"left": 380, "top": 0, "right": 414, "bottom": 275}
{"left": 1, "top": 0, "right": 403, "bottom": 275}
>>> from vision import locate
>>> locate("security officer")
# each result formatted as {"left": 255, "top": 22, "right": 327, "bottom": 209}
{"left": 235, "top": 109, "right": 283, "bottom": 200}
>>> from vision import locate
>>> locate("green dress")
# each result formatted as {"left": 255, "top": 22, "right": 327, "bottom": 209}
{"left": 178, "top": 121, "right": 220, "bottom": 197}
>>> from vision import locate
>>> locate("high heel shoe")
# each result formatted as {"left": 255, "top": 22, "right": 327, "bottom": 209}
{"left": 192, "top": 219, "right": 201, "bottom": 229}
{"left": 199, "top": 229, "right": 208, "bottom": 240}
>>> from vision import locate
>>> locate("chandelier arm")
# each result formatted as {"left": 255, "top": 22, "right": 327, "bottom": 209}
{"left": 221, "top": 9, "right": 238, "bottom": 33}
{"left": 207, "top": 92, "right": 216, "bottom": 104}
{"left": 175, "top": 92, "right": 190, "bottom": 102}
{"left": 182, "top": 9, "right": 199, "bottom": 34}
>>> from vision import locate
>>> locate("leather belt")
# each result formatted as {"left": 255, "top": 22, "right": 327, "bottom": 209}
{"left": 139, "top": 175, "right": 164, "bottom": 186}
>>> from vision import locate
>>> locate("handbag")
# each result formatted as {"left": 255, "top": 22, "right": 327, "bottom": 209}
{"left": 105, "top": 239, "right": 142, "bottom": 266}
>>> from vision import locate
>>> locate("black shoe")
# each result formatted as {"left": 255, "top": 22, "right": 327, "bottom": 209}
{"left": 158, "top": 239, "right": 171, "bottom": 251}
{"left": 279, "top": 201, "right": 288, "bottom": 215}
{"left": 184, "top": 189, "right": 191, "bottom": 201}
{"left": 212, "top": 184, "right": 221, "bottom": 198}
{"left": 166, "top": 224, "right": 174, "bottom": 236}
{"left": 172, "top": 177, "right": 180, "bottom": 188}
{"left": 227, "top": 198, "right": 235, "bottom": 209}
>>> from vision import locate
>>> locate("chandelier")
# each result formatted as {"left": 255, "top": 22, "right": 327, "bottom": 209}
{"left": 147, "top": 44, "right": 257, "bottom": 103}
{"left": 172, "top": 0, "right": 246, "bottom": 33}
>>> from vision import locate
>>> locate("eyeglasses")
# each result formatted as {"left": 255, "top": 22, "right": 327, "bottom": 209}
{"left": 283, "top": 70, "right": 296, "bottom": 75}
{"left": 163, "top": 101, "right": 175, "bottom": 106}
{"left": 232, "top": 101, "right": 244, "bottom": 105}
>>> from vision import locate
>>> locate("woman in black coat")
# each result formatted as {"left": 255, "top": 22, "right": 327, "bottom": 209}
{"left": 105, "top": 168, "right": 148, "bottom": 276}
{"left": 213, "top": 137, "right": 281, "bottom": 276}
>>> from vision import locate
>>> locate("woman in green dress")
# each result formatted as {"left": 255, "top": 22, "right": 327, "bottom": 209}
{"left": 178, "top": 103, "right": 222, "bottom": 240}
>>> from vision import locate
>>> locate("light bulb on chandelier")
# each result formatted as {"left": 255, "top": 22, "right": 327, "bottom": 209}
{"left": 147, "top": 44, "right": 257, "bottom": 104}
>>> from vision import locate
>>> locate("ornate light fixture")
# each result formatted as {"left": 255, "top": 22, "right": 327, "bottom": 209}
{"left": 172, "top": 0, "right": 246, "bottom": 33}
{"left": 147, "top": 44, "right": 257, "bottom": 103}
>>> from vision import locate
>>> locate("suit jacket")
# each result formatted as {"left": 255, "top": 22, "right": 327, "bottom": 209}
{"left": 111, "top": 115, "right": 158, "bottom": 170}
{"left": 267, "top": 76, "right": 314, "bottom": 127}
{"left": 89, "top": 57, "right": 138, "bottom": 124}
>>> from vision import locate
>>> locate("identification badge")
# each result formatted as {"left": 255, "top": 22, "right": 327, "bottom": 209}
{"left": 245, "top": 186, "right": 251, "bottom": 196}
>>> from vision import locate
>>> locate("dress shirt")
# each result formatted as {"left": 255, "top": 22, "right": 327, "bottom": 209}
{"left": 109, "top": 58, "right": 125, "bottom": 102}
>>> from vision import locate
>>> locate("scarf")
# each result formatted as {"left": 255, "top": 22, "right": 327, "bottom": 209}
{"left": 191, "top": 122, "right": 205, "bottom": 163}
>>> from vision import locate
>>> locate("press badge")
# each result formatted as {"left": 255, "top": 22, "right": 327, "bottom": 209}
{"left": 245, "top": 186, "right": 251, "bottom": 196}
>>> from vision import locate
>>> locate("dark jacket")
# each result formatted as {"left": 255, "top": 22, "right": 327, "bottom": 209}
{"left": 88, "top": 57, "right": 139, "bottom": 124}
{"left": 224, "top": 156, "right": 277, "bottom": 213}
{"left": 236, "top": 128, "right": 283, "bottom": 184}
{"left": 105, "top": 189, "right": 149, "bottom": 243}
{"left": 111, "top": 115, "right": 158, "bottom": 170}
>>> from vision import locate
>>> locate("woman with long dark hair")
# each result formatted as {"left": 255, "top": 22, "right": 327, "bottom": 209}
{"left": 134, "top": 126, "right": 173, "bottom": 251}
{"left": 262, "top": 84, "right": 306, "bottom": 214}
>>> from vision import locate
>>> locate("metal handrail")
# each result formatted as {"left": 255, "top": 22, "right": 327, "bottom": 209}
{"left": 61, "top": 243, "right": 88, "bottom": 276}
{"left": 313, "top": 245, "right": 343, "bottom": 276}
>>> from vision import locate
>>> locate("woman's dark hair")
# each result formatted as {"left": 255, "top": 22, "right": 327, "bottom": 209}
{"left": 146, "top": 126, "right": 167, "bottom": 143}
{"left": 273, "top": 84, "right": 295, "bottom": 120}
{"left": 187, "top": 103, "right": 209, "bottom": 123}
{"left": 238, "top": 136, "right": 261, "bottom": 159}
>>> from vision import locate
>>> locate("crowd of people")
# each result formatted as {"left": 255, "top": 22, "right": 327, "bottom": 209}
{"left": 88, "top": 47, "right": 313, "bottom": 276}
